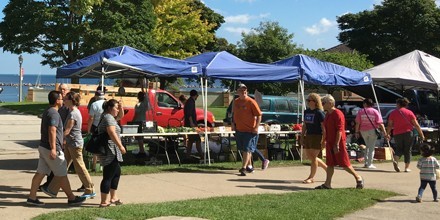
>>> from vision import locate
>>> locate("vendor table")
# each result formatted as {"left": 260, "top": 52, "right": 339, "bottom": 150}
{"left": 120, "top": 130, "right": 300, "bottom": 165}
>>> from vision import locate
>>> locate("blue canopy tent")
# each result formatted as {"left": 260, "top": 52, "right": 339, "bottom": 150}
{"left": 56, "top": 45, "right": 202, "bottom": 80}
{"left": 186, "top": 51, "right": 300, "bottom": 82}
{"left": 186, "top": 51, "right": 300, "bottom": 164}
{"left": 273, "top": 54, "right": 372, "bottom": 86}
{"left": 273, "top": 54, "right": 376, "bottom": 162}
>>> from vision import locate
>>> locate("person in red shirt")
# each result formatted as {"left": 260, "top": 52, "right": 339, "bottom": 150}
{"left": 315, "top": 95, "right": 364, "bottom": 189}
{"left": 386, "top": 98, "right": 425, "bottom": 172}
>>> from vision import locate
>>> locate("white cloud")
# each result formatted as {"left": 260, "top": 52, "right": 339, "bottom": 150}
{"left": 225, "top": 13, "right": 271, "bottom": 24}
{"left": 305, "top": 18, "right": 337, "bottom": 35}
{"left": 224, "top": 27, "right": 253, "bottom": 35}
{"left": 225, "top": 14, "right": 252, "bottom": 24}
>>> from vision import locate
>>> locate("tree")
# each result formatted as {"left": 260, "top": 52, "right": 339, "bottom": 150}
{"left": 0, "top": 0, "right": 157, "bottom": 69}
{"left": 235, "top": 21, "right": 298, "bottom": 95}
{"left": 337, "top": 0, "right": 440, "bottom": 64}
{"left": 152, "top": 0, "right": 217, "bottom": 59}
{"left": 152, "top": 0, "right": 220, "bottom": 89}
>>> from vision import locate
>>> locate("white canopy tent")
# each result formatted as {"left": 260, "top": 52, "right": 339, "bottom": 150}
{"left": 365, "top": 50, "right": 440, "bottom": 91}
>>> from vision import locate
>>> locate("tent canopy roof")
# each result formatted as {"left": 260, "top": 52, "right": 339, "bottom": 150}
{"left": 273, "top": 54, "right": 372, "bottom": 86}
{"left": 56, "top": 46, "right": 202, "bottom": 79}
{"left": 365, "top": 50, "right": 440, "bottom": 91}
{"left": 185, "top": 51, "right": 300, "bottom": 82}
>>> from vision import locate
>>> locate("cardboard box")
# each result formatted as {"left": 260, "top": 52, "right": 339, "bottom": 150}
{"left": 374, "top": 147, "right": 392, "bottom": 160}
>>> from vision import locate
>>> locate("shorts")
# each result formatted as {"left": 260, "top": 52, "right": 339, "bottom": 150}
{"left": 303, "top": 134, "right": 323, "bottom": 150}
{"left": 36, "top": 146, "right": 68, "bottom": 176}
{"left": 187, "top": 134, "right": 201, "bottom": 142}
{"left": 325, "top": 142, "right": 351, "bottom": 167}
{"left": 235, "top": 131, "right": 258, "bottom": 153}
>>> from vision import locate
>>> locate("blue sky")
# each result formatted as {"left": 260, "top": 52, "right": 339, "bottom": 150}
{"left": 0, "top": 0, "right": 435, "bottom": 76}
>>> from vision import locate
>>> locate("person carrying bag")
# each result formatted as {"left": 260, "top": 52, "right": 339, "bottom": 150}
{"left": 355, "top": 98, "right": 386, "bottom": 169}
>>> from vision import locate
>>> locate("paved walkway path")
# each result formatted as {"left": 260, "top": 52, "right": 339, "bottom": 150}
{"left": 0, "top": 107, "right": 438, "bottom": 220}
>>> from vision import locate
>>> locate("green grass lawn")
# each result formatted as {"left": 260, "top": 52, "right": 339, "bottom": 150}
{"left": 0, "top": 102, "right": 228, "bottom": 121}
{"left": 34, "top": 189, "right": 398, "bottom": 220}
{"left": 0, "top": 101, "right": 47, "bottom": 115}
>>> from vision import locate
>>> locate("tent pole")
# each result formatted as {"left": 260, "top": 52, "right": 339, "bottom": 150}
{"left": 299, "top": 79, "right": 305, "bottom": 163}
{"left": 371, "top": 83, "right": 381, "bottom": 116}
{"left": 205, "top": 77, "right": 210, "bottom": 165}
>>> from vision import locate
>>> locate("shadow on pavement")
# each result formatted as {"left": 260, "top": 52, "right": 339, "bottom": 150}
{"left": 14, "top": 140, "right": 40, "bottom": 149}
{"left": 0, "top": 158, "right": 37, "bottom": 171}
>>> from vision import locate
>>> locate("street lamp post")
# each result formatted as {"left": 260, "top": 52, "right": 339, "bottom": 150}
{"left": 18, "top": 55, "right": 23, "bottom": 102}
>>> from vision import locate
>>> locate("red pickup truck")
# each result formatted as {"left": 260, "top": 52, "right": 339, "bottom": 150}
{"left": 78, "top": 89, "right": 215, "bottom": 132}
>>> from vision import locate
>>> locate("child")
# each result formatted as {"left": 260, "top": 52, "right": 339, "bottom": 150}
{"left": 416, "top": 144, "right": 440, "bottom": 202}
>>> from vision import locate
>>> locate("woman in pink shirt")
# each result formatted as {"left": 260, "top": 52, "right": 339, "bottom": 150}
{"left": 355, "top": 98, "right": 387, "bottom": 169}
{"left": 386, "top": 98, "right": 425, "bottom": 172}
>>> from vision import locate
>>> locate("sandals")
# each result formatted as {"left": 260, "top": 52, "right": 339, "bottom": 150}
{"left": 315, "top": 184, "right": 332, "bottom": 189}
{"left": 302, "top": 178, "right": 314, "bottom": 184}
{"left": 99, "top": 203, "right": 111, "bottom": 208}
{"left": 356, "top": 177, "right": 364, "bottom": 189}
{"left": 111, "top": 199, "right": 123, "bottom": 205}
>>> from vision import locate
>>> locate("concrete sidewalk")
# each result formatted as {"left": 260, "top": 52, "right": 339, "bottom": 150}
{"left": 0, "top": 107, "right": 438, "bottom": 219}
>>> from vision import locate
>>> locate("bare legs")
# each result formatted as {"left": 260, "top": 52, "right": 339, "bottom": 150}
{"left": 304, "top": 149, "right": 327, "bottom": 183}
{"left": 323, "top": 165, "right": 362, "bottom": 188}
{"left": 100, "top": 189, "right": 119, "bottom": 206}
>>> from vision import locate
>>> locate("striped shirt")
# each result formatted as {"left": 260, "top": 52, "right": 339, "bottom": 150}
{"left": 97, "top": 113, "right": 123, "bottom": 166}
{"left": 417, "top": 156, "right": 440, "bottom": 181}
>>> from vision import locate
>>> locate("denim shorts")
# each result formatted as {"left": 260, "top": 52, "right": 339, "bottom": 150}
{"left": 235, "top": 131, "right": 258, "bottom": 153}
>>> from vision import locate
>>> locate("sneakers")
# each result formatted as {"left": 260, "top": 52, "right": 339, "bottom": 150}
{"left": 416, "top": 196, "right": 422, "bottom": 203}
{"left": 262, "top": 159, "right": 270, "bottom": 170}
{"left": 368, "top": 164, "right": 377, "bottom": 169}
{"left": 68, "top": 196, "right": 86, "bottom": 205}
{"left": 238, "top": 168, "right": 246, "bottom": 176}
{"left": 26, "top": 198, "right": 44, "bottom": 206}
{"left": 40, "top": 186, "right": 57, "bottom": 198}
{"left": 246, "top": 166, "right": 254, "bottom": 173}
{"left": 80, "top": 192, "right": 96, "bottom": 199}
{"left": 393, "top": 161, "right": 400, "bottom": 172}
{"left": 77, "top": 185, "right": 86, "bottom": 192}
{"left": 404, "top": 169, "right": 411, "bottom": 172}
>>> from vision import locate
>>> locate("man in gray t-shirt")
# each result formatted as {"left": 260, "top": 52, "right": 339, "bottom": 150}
{"left": 40, "top": 107, "right": 63, "bottom": 151}
{"left": 26, "top": 90, "right": 85, "bottom": 206}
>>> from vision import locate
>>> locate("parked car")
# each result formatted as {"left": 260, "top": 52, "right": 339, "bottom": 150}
{"left": 224, "top": 94, "right": 302, "bottom": 125}
{"left": 78, "top": 89, "right": 215, "bottom": 132}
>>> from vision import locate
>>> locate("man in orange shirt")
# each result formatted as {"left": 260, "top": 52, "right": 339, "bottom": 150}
{"left": 232, "top": 83, "right": 262, "bottom": 176}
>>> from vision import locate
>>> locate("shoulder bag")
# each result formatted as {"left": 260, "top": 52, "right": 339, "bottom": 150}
{"left": 364, "top": 109, "right": 382, "bottom": 139}
{"left": 85, "top": 117, "right": 109, "bottom": 155}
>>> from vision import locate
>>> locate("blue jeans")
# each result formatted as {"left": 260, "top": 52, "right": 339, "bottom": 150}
{"left": 418, "top": 179, "right": 437, "bottom": 200}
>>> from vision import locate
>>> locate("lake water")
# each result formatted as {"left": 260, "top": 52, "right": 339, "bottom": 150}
{"left": 0, "top": 74, "right": 114, "bottom": 102}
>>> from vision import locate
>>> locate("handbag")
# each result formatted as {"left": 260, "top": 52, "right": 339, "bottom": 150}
{"left": 364, "top": 109, "right": 382, "bottom": 139}
{"left": 84, "top": 118, "right": 109, "bottom": 155}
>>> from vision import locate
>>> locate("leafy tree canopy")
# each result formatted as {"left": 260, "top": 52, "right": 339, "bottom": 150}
{"left": 152, "top": 0, "right": 217, "bottom": 59}
{"left": 0, "top": 0, "right": 157, "bottom": 69}
{"left": 232, "top": 21, "right": 297, "bottom": 95}
{"left": 337, "top": 0, "right": 440, "bottom": 64}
